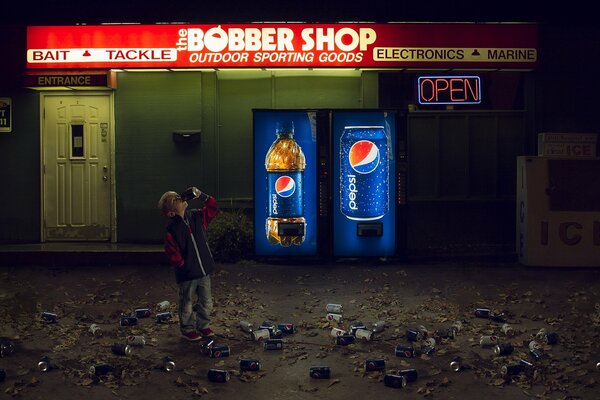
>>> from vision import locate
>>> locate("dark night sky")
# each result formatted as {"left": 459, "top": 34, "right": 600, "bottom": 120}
{"left": 1, "top": 0, "right": 590, "bottom": 25}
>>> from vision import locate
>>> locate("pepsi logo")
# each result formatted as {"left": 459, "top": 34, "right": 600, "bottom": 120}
{"left": 275, "top": 176, "right": 296, "bottom": 197}
{"left": 349, "top": 140, "right": 380, "bottom": 174}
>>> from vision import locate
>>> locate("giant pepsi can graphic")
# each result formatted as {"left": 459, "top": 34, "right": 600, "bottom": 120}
{"left": 340, "top": 126, "right": 389, "bottom": 221}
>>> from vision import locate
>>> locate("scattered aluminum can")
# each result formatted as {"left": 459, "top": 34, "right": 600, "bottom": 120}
{"left": 395, "top": 345, "right": 416, "bottom": 358}
{"left": 384, "top": 373, "right": 407, "bottom": 388}
{"left": 163, "top": 356, "right": 176, "bottom": 372}
{"left": 450, "top": 357, "right": 463, "bottom": 372}
{"left": 0, "top": 338, "right": 15, "bottom": 357}
{"left": 423, "top": 337, "right": 436, "bottom": 347}
{"left": 89, "top": 363, "right": 113, "bottom": 376}
{"left": 326, "top": 313, "right": 343, "bottom": 322}
{"left": 119, "top": 315, "right": 138, "bottom": 327}
{"left": 528, "top": 340, "right": 542, "bottom": 351}
{"left": 336, "top": 334, "right": 355, "bottom": 346}
{"left": 330, "top": 328, "right": 347, "bottom": 337}
{"left": 41, "top": 312, "right": 58, "bottom": 323}
{"left": 544, "top": 332, "right": 559, "bottom": 345}
{"left": 156, "top": 300, "right": 170, "bottom": 311}
{"left": 277, "top": 323, "right": 295, "bottom": 335}
{"left": 406, "top": 329, "right": 423, "bottom": 342}
{"left": 348, "top": 321, "right": 366, "bottom": 335}
{"left": 309, "top": 366, "right": 331, "bottom": 379}
{"left": 479, "top": 335, "right": 499, "bottom": 347}
{"left": 240, "top": 359, "right": 260, "bottom": 371}
{"left": 209, "top": 345, "right": 230, "bottom": 358}
{"left": 207, "top": 368, "right": 230, "bottom": 382}
{"left": 251, "top": 329, "right": 270, "bottom": 341}
{"left": 156, "top": 312, "right": 172, "bottom": 323}
{"left": 372, "top": 321, "right": 386, "bottom": 333}
{"left": 398, "top": 368, "right": 418, "bottom": 382}
{"left": 501, "top": 362, "right": 522, "bottom": 377}
{"left": 490, "top": 313, "right": 507, "bottom": 322}
{"left": 326, "top": 304, "right": 343, "bottom": 314}
{"left": 263, "top": 339, "right": 283, "bottom": 350}
{"left": 494, "top": 343, "right": 514, "bottom": 356}
{"left": 37, "top": 356, "right": 51, "bottom": 372}
{"left": 134, "top": 308, "right": 152, "bottom": 318}
{"left": 474, "top": 308, "right": 491, "bottom": 318}
{"left": 365, "top": 358, "right": 385, "bottom": 371}
{"left": 435, "top": 328, "right": 455, "bottom": 339}
{"left": 111, "top": 343, "right": 132, "bottom": 356}
{"left": 355, "top": 328, "right": 373, "bottom": 341}
{"left": 501, "top": 323, "right": 515, "bottom": 337}
{"left": 239, "top": 320, "right": 254, "bottom": 333}
{"left": 452, "top": 320, "right": 463, "bottom": 333}
{"left": 126, "top": 335, "right": 146, "bottom": 346}
{"left": 89, "top": 323, "right": 102, "bottom": 337}
{"left": 269, "top": 329, "right": 283, "bottom": 339}
{"left": 259, "top": 320, "right": 276, "bottom": 332}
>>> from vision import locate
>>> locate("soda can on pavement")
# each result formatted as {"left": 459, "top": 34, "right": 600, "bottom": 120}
{"left": 494, "top": 343, "right": 514, "bottom": 356}
{"left": 41, "top": 312, "right": 58, "bottom": 323}
{"left": 398, "top": 368, "right": 418, "bottom": 382}
{"left": 251, "top": 329, "right": 270, "bottom": 341}
{"left": 450, "top": 356, "right": 463, "bottom": 372}
{"left": 336, "top": 334, "right": 355, "bottom": 346}
{"left": 277, "top": 323, "right": 295, "bottom": 335}
{"left": 126, "top": 335, "right": 146, "bottom": 346}
{"left": 326, "top": 304, "right": 343, "bottom": 314}
{"left": 309, "top": 366, "right": 331, "bottom": 379}
{"left": 207, "top": 369, "right": 230, "bottom": 383}
{"left": 134, "top": 308, "right": 152, "bottom": 318}
{"left": 0, "top": 337, "right": 15, "bottom": 357}
{"left": 340, "top": 126, "right": 389, "bottom": 221}
{"left": 119, "top": 315, "right": 138, "bottom": 327}
{"left": 365, "top": 358, "right": 386, "bottom": 372}
{"left": 395, "top": 345, "right": 416, "bottom": 358}
{"left": 384, "top": 373, "right": 407, "bottom": 388}
{"left": 209, "top": 345, "right": 230, "bottom": 358}
{"left": 263, "top": 339, "right": 283, "bottom": 351}
{"left": 355, "top": 328, "right": 373, "bottom": 341}
{"left": 501, "top": 362, "right": 523, "bottom": 377}
{"left": 156, "top": 312, "right": 172, "bottom": 323}
{"left": 452, "top": 320, "right": 463, "bottom": 333}
{"left": 372, "top": 321, "right": 386, "bottom": 333}
{"left": 528, "top": 340, "right": 542, "bottom": 351}
{"left": 406, "top": 329, "right": 423, "bottom": 342}
{"left": 501, "top": 323, "right": 515, "bottom": 337}
{"left": 157, "top": 300, "right": 170, "bottom": 311}
{"left": 240, "top": 320, "right": 254, "bottom": 333}
{"left": 479, "top": 335, "right": 499, "bottom": 347}
{"left": 89, "top": 363, "right": 113, "bottom": 376}
{"left": 326, "top": 313, "right": 343, "bottom": 322}
{"left": 330, "top": 328, "right": 347, "bottom": 337}
{"left": 89, "top": 323, "right": 102, "bottom": 337}
{"left": 111, "top": 343, "right": 132, "bottom": 356}
{"left": 474, "top": 308, "right": 491, "bottom": 318}
{"left": 544, "top": 332, "right": 559, "bottom": 345}
{"left": 163, "top": 356, "right": 176, "bottom": 372}
{"left": 240, "top": 359, "right": 260, "bottom": 371}
{"left": 37, "top": 356, "right": 51, "bottom": 372}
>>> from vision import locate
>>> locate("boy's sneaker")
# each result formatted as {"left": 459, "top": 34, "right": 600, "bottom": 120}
{"left": 199, "top": 328, "right": 215, "bottom": 337}
{"left": 181, "top": 331, "right": 203, "bottom": 341}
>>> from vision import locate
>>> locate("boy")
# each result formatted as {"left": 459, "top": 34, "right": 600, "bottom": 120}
{"left": 158, "top": 187, "right": 219, "bottom": 341}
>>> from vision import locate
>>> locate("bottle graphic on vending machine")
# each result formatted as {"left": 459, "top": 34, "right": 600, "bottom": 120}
{"left": 340, "top": 126, "right": 389, "bottom": 221}
{"left": 265, "top": 121, "right": 306, "bottom": 246}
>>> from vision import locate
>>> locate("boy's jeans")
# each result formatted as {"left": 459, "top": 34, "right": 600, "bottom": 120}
{"left": 178, "top": 275, "right": 212, "bottom": 333}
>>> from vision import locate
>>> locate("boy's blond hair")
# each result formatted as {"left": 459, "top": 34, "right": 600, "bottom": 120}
{"left": 158, "top": 191, "right": 178, "bottom": 216}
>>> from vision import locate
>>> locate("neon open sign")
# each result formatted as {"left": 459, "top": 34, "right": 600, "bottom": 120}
{"left": 418, "top": 76, "right": 481, "bottom": 105}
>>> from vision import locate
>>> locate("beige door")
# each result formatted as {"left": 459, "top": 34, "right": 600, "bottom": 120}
{"left": 42, "top": 93, "right": 113, "bottom": 241}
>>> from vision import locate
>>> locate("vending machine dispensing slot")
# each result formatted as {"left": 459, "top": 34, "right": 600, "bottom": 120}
{"left": 356, "top": 223, "right": 383, "bottom": 237}
{"left": 278, "top": 222, "right": 305, "bottom": 237}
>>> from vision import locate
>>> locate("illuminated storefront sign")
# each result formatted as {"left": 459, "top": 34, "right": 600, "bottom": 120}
{"left": 26, "top": 23, "right": 538, "bottom": 69}
{"left": 418, "top": 76, "right": 481, "bottom": 105}
{"left": 23, "top": 73, "right": 110, "bottom": 87}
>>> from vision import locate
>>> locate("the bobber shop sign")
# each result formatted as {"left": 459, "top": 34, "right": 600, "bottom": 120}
{"left": 27, "top": 23, "right": 538, "bottom": 69}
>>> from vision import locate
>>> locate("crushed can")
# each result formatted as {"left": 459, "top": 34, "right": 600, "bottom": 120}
{"left": 209, "top": 345, "right": 230, "bottom": 358}
{"left": 239, "top": 320, "right": 254, "bottom": 333}
{"left": 111, "top": 343, "right": 132, "bottom": 356}
{"left": 277, "top": 323, "right": 295, "bottom": 335}
{"left": 41, "top": 312, "right": 58, "bottom": 323}
{"left": 423, "top": 337, "right": 436, "bottom": 347}
{"left": 37, "top": 356, "right": 51, "bottom": 372}
{"left": 156, "top": 312, "right": 172, "bottom": 323}
{"left": 452, "top": 320, "right": 463, "bottom": 333}
{"left": 405, "top": 329, "right": 423, "bottom": 342}
{"left": 384, "top": 373, "right": 407, "bottom": 388}
{"left": 326, "top": 304, "right": 343, "bottom": 314}
{"left": 474, "top": 308, "right": 491, "bottom": 318}
{"left": 156, "top": 300, "right": 170, "bottom": 311}
{"left": 240, "top": 359, "right": 260, "bottom": 371}
{"left": 355, "top": 328, "right": 373, "bottom": 341}
{"left": 89, "top": 363, "right": 113, "bottom": 376}
{"left": 501, "top": 323, "right": 515, "bottom": 337}
{"left": 494, "top": 343, "right": 514, "bottom": 356}
{"left": 119, "top": 315, "right": 138, "bottom": 327}
{"left": 336, "top": 334, "right": 355, "bottom": 346}
{"left": 479, "top": 335, "right": 499, "bottom": 347}
{"left": 528, "top": 340, "right": 542, "bottom": 351}
{"left": 0, "top": 337, "right": 15, "bottom": 357}
{"left": 395, "top": 345, "right": 416, "bottom": 358}
{"left": 330, "top": 328, "right": 347, "bottom": 337}
{"left": 398, "top": 368, "right": 418, "bottom": 382}
{"left": 134, "top": 308, "right": 152, "bottom": 318}
{"left": 126, "top": 335, "right": 146, "bottom": 346}
{"left": 207, "top": 368, "right": 230, "bottom": 382}
{"left": 263, "top": 339, "right": 283, "bottom": 350}
{"left": 89, "top": 323, "right": 102, "bottom": 337}
{"left": 163, "top": 356, "right": 176, "bottom": 372}
{"left": 372, "top": 321, "right": 386, "bottom": 333}
{"left": 365, "top": 358, "right": 385, "bottom": 371}
{"left": 309, "top": 366, "right": 331, "bottom": 379}
{"left": 326, "top": 313, "right": 343, "bottom": 322}
{"left": 450, "top": 356, "right": 463, "bottom": 372}
{"left": 251, "top": 329, "right": 271, "bottom": 341}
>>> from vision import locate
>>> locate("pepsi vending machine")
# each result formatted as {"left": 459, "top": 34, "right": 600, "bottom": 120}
{"left": 332, "top": 111, "right": 397, "bottom": 257}
{"left": 253, "top": 110, "right": 330, "bottom": 257}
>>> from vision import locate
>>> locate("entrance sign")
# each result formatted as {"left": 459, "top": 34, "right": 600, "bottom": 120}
{"left": 27, "top": 23, "right": 538, "bottom": 69}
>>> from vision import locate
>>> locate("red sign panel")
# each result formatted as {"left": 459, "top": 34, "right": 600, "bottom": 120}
{"left": 26, "top": 23, "right": 538, "bottom": 69}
